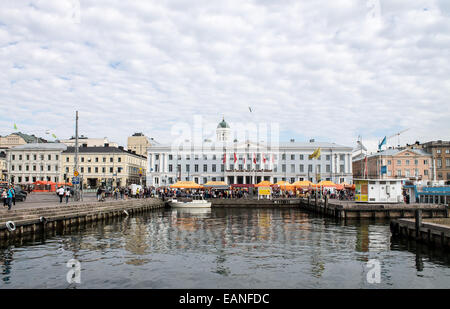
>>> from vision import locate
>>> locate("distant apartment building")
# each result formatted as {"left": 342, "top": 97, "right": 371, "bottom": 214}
{"left": 6, "top": 143, "right": 67, "bottom": 184}
{"left": 0, "top": 132, "right": 47, "bottom": 149}
{"left": 420, "top": 140, "right": 450, "bottom": 184}
{"left": 127, "top": 133, "right": 152, "bottom": 157}
{"left": 353, "top": 148, "right": 432, "bottom": 180}
{"left": 59, "top": 135, "right": 118, "bottom": 148}
{"left": 61, "top": 145, "right": 147, "bottom": 188}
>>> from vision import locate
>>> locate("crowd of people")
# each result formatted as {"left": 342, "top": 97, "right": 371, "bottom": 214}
{"left": 156, "top": 187, "right": 356, "bottom": 200}
{"left": 44, "top": 185, "right": 355, "bottom": 204}
{"left": 95, "top": 186, "right": 159, "bottom": 202}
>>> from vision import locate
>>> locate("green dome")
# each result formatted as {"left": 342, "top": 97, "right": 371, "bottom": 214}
{"left": 217, "top": 117, "right": 230, "bottom": 129}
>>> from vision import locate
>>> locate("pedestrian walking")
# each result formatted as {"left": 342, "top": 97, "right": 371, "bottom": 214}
{"left": 11, "top": 186, "right": 16, "bottom": 206}
{"left": 97, "top": 187, "right": 102, "bottom": 201}
{"left": 57, "top": 186, "right": 65, "bottom": 203}
{"left": 65, "top": 187, "right": 71, "bottom": 204}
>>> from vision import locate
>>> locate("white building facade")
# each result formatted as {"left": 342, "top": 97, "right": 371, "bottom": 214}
{"left": 6, "top": 143, "right": 67, "bottom": 184}
{"left": 146, "top": 119, "right": 353, "bottom": 187}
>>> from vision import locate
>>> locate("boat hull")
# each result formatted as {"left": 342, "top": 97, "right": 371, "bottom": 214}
{"left": 169, "top": 200, "right": 212, "bottom": 208}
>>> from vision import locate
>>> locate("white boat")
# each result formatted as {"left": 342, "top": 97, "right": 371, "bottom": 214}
{"left": 168, "top": 195, "right": 212, "bottom": 208}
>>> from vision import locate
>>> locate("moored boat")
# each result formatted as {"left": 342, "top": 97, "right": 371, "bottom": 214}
{"left": 168, "top": 195, "right": 211, "bottom": 208}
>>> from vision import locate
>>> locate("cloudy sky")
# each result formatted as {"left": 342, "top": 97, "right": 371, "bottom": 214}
{"left": 1, "top": 0, "right": 449, "bottom": 152}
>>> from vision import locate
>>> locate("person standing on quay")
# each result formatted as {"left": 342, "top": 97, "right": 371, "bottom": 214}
{"left": 7, "top": 186, "right": 14, "bottom": 210}
{"left": 120, "top": 187, "right": 124, "bottom": 200}
{"left": 57, "top": 186, "right": 65, "bottom": 203}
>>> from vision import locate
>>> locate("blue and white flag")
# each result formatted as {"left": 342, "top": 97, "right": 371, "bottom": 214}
{"left": 378, "top": 136, "right": 386, "bottom": 151}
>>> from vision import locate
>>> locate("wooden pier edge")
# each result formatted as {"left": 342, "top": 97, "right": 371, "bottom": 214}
{"left": 0, "top": 198, "right": 164, "bottom": 241}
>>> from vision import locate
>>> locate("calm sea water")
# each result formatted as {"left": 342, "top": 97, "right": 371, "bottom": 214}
{"left": 1, "top": 208, "right": 449, "bottom": 289}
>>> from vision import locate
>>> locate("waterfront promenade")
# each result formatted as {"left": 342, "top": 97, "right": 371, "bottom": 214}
{"left": 2, "top": 192, "right": 98, "bottom": 210}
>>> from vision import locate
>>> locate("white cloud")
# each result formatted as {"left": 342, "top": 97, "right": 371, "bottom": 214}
{"left": 0, "top": 0, "right": 449, "bottom": 152}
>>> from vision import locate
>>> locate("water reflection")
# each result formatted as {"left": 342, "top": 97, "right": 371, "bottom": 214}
{"left": 0, "top": 208, "right": 449, "bottom": 288}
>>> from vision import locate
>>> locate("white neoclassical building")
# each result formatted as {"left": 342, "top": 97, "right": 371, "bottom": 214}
{"left": 146, "top": 118, "right": 353, "bottom": 187}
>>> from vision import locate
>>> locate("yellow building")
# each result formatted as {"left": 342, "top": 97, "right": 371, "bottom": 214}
{"left": 127, "top": 133, "right": 152, "bottom": 157}
{"left": 0, "top": 151, "right": 6, "bottom": 181}
{"left": 61, "top": 145, "right": 147, "bottom": 189}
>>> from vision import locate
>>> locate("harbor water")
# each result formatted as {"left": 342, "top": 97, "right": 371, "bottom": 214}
{"left": 1, "top": 208, "right": 449, "bottom": 288}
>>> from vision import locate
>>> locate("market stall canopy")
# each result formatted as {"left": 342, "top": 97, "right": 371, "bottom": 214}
{"left": 170, "top": 181, "right": 203, "bottom": 189}
{"left": 255, "top": 180, "right": 273, "bottom": 187}
{"left": 293, "top": 180, "right": 313, "bottom": 188}
{"left": 57, "top": 182, "right": 73, "bottom": 187}
{"left": 33, "top": 180, "right": 56, "bottom": 185}
{"left": 335, "top": 184, "right": 344, "bottom": 190}
{"left": 203, "top": 181, "right": 230, "bottom": 189}
{"left": 315, "top": 180, "right": 337, "bottom": 187}
{"left": 273, "top": 181, "right": 294, "bottom": 190}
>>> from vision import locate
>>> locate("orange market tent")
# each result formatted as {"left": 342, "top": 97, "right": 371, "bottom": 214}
{"left": 293, "top": 180, "right": 314, "bottom": 188}
{"left": 344, "top": 183, "right": 356, "bottom": 190}
{"left": 255, "top": 180, "right": 273, "bottom": 187}
{"left": 57, "top": 182, "right": 73, "bottom": 187}
{"left": 203, "top": 181, "right": 229, "bottom": 189}
{"left": 170, "top": 181, "right": 203, "bottom": 189}
{"left": 272, "top": 181, "right": 294, "bottom": 191}
{"left": 335, "top": 184, "right": 344, "bottom": 190}
{"left": 316, "top": 180, "right": 337, "bottom": 188}
{"left": 33, "top": 180, "right": 57, "bottom": 192}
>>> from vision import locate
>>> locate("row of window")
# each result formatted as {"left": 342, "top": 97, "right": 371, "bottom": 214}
{"left": 11, "top": 176, "right": 59, "bottom": 183}
{"left": 11, "top": 154, "right": 59, "bottom": 161}
{"left": 388, "top": 169, "right": 428, "bottom": 177}
{"left": 67, "top": 166, "right": 124, "bottom": 174}
{"left": 10, "top": 164, "right": 58, "bottom": 172}
{"left": 436, "top": 159, "right": 450, "bottom": 168}
{"left": 154, "top": 153, "right": 349, "bottom": 161}
{"left": 436, "top": 149, "right": 450, "bottom": 154}
{"left": 67, "top": 156, "right": 122, "bottom": 163}
{"left": 387, "top": 159, "right": 428, "bottom": 165}
{"left": 154, "top": 176, "right": 347, "bottom": 185}
{"left": 154, "top": 163, "right": 347, "bottom": 173}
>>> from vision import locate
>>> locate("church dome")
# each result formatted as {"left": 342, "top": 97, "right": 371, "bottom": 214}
{"left": 217, "top": 117, "right": 230, "bottom": 129}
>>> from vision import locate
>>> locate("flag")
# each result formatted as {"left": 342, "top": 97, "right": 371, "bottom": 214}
{"left": 271, "top": 154, "right": 275, "bottom": 164}
{"left": 248, "top": 107, "right": 252, "bottom": 113}
{"left": 253, "top": 153, "right": 257, "bottom": 164}
{"left": 52, "top": 133, "right": 57, "bottom": 139}
{"left": 222, "top": 153, "right": 226, "bottom": 164}
{"left": 263, "top": 153, "right": 266, "bottom": 164}
{"left": 308, "top": 148, "right": 321, "bottom": 160}
{"left": 234, "top": 152, "right": 237, "bottom": 164}
{"left": 14, "top": 123, "right": 17, "bottom": 130}
{"left": 378, "top": 136, "right": 386, "bottom": 151}
{"left": 364, "top": 156, "right": 368, "bottom": 178}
